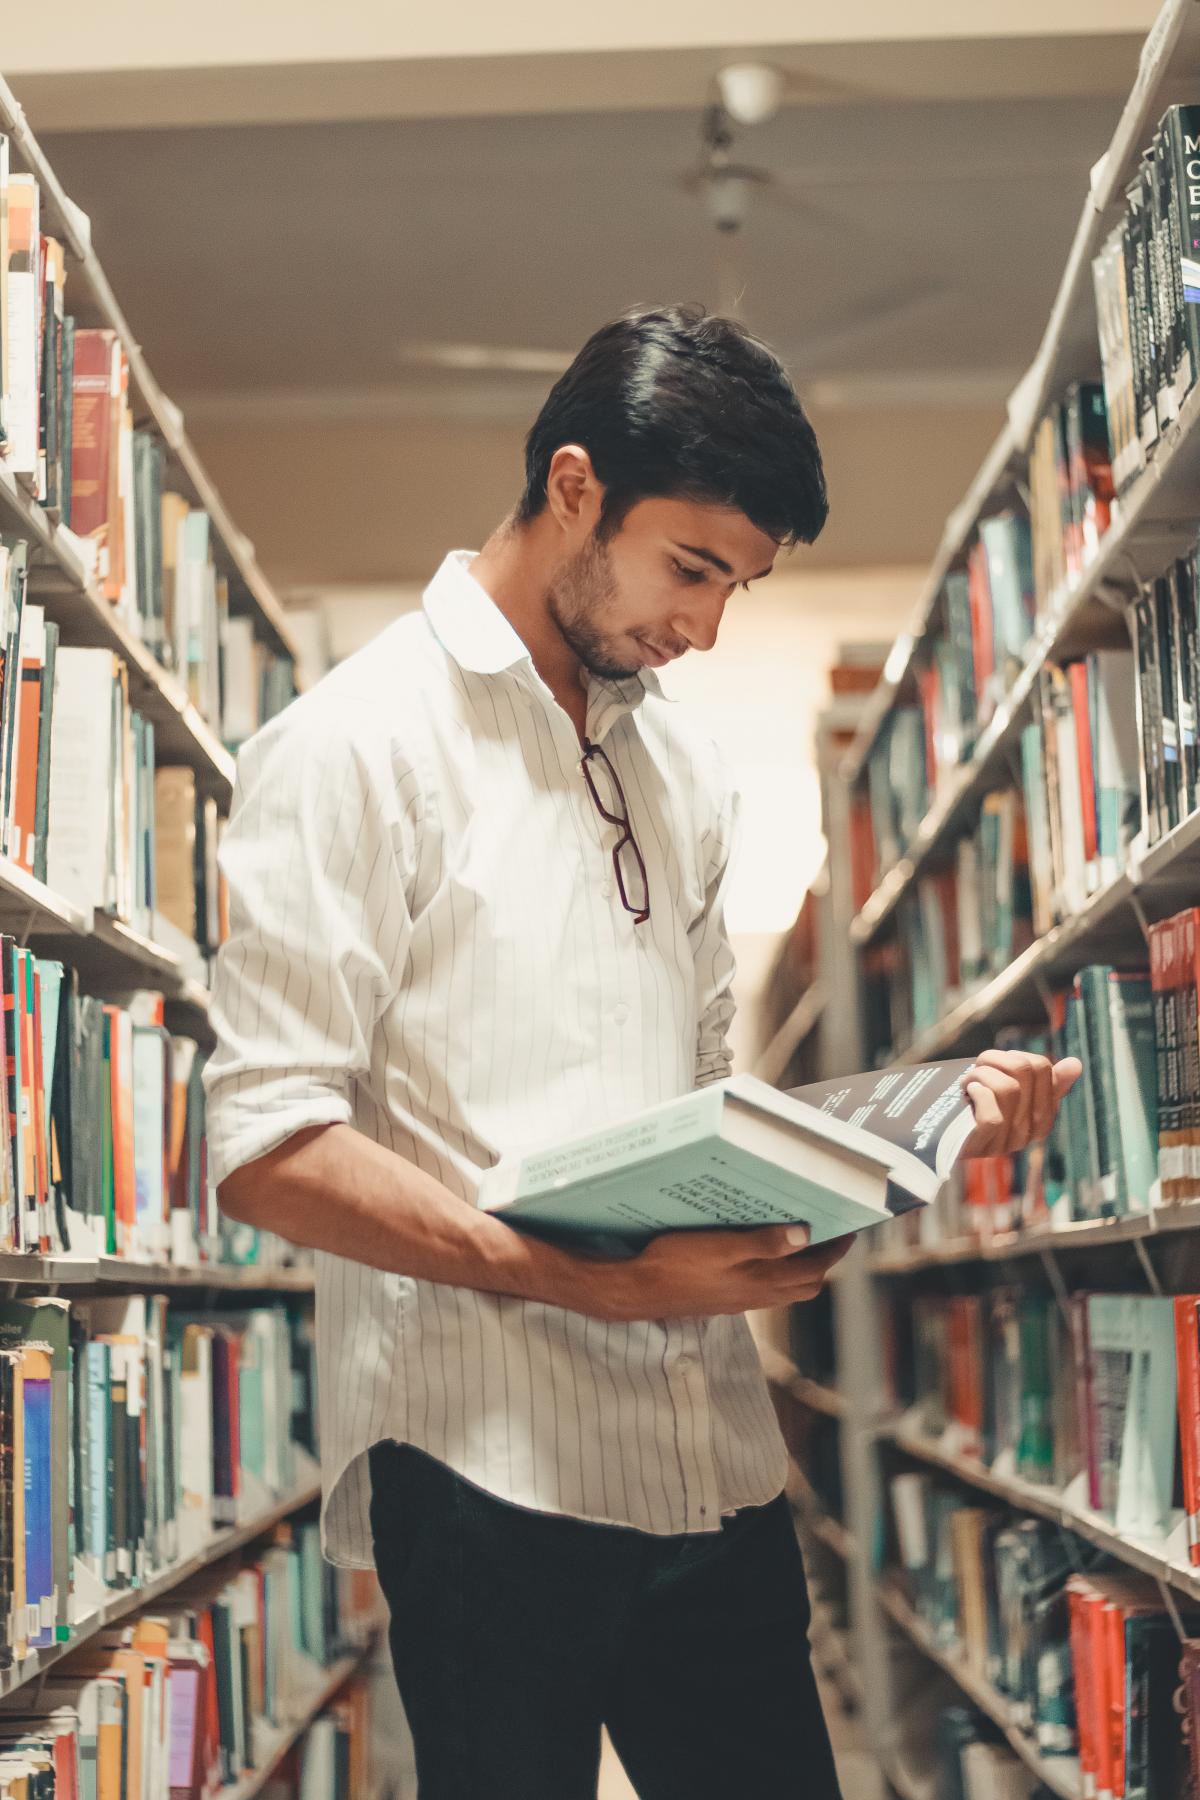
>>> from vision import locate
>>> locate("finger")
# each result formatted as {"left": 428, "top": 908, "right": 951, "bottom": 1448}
{"left": 1030, "top": 1054, "right": 1055, "bottom": 1142}
{"left": 965, "top": 1075, "right": 1006, "bottom": 1132}
{"left": 1053, "top": 1056, "right": 1083, "bottom": 1096}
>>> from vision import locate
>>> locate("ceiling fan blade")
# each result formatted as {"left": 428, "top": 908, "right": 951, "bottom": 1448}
{"left": 396, "top": 342, "right": 571, "bottom": 376}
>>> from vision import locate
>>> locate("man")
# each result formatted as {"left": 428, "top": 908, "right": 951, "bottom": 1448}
{"left": 207, "top": 304, "right": 1079, "bottom": 1798}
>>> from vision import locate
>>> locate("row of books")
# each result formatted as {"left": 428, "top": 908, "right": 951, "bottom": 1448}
{"left": 0, "top": 149, "right": 296, "bottom": 748}
{"left": 1094, "top": 103, "right": 1200, "bottom": 493}
{"left": 890, "top": 1471, "right": 1195, "bottom": 1797}
{"left": 0, "top": 571, "right": 227, "bottom": 958}
{"left": 935, "top": 1706, "right": 1057, "bottom": 1800}
{"left": 881, "top": 923, "right": 1200, "bottom": 1250}
{"left": 0, "top": 965, "right": 215, "bottom": 1263}
{"left": 866, "top": 794, "right": 1031, "bottom": 1052}
{"left": 0, "top": 1289, "right": 321, "bottom": 1671}
{"left": 864, "top": 514, "right": 1200, "bottom": 946}
{"left": 0, "top": 1520, "right": 377, "bottom": 1799}
{"left": 866, "top": 512, "right": 1036, "bottom": 870}
{"left": 1027, "top": 382, "right": 1114, "bottom": 614}
{"left": 896, "top": 1284, "right": 1198, "bottom": 1549}
{"left": 262, "top": 1675, "right": 373, "bottom": 1800}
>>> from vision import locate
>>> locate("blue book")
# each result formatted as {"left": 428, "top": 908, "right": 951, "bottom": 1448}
{"left": 22, "top": 1350, "right": 53, "bottom": 1648}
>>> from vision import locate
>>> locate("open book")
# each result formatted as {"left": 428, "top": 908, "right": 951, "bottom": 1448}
{"left": 477, "top": 1060, "right": 978, "bottom": 1257}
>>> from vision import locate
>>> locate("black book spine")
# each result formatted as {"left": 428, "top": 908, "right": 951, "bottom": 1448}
{"left": 109, "top": 1358, "right": 127, "bottom": 1587}
{"left": 1155, "top": 572, "right": 1183, "bottom": 831}
{"left": 1132, "top": 589, "right": 1165, "bottom": 841}
{"left": 60, "top": 317, "right": 75, "bottom": 529}
{"left": 1126, "top": 175, "right": 1160, "bottom": 456}
{"left": 1164, "top": 105, "right": 1200, "bottom": 410}
{"left": 1173, "top": 556, "right": 1200, "bottom": 816}
{"left": 1149, "top": 127, "right": 1179, "bottom": 430}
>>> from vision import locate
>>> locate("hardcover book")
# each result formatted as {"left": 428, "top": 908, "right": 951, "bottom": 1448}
{"left": 478, "top": 1062, "right": 979, "bottom": 1255}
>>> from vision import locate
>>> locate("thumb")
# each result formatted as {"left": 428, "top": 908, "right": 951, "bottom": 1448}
{"left": 1052, "top": 1056, "right": 1083, "bottom": 1096}
{"left": 739, "top": 1223, "right": 812, "bottom": 1260}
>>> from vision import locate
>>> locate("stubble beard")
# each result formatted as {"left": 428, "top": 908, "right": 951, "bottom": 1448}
{"left": 547, "top": 533, "right": 640, "bottom": 681}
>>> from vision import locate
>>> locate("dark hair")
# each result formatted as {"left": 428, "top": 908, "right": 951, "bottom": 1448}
{"left": 516, "top": 303, "right": 827, "bottom": 545}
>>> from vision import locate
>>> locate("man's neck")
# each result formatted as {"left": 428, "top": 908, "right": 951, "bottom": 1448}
{"left": 471, "top": 523, "right": 590, "bottom": 737}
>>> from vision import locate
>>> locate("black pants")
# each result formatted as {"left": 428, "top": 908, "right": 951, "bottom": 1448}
{"left": 368, "top": 1441, "right": 843, "bottom": 1799}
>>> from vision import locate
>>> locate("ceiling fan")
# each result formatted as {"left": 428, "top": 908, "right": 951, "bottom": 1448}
{"left": 392, "top": 64, "right": 959, "bottom": 400}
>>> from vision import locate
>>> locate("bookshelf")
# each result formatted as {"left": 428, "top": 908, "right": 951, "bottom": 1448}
{"left": 0, "top": 1478, "right": 322, "bottom": 1703}
{"left": 0, "top": 74, "right": 297, "bottom": 669}
{"left": 795, "top": 2, "right": 1200, "bottom": 1792}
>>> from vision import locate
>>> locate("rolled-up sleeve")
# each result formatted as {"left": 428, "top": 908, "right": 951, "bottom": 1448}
{"left": 692, "top": 758, "right": 741, "bottom": 1089}
{"left": 203, "top": 710, "right": 413, "bottom": 1187}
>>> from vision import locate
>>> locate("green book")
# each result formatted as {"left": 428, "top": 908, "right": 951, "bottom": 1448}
{"left": 1105, "top": 969, "right": 1159, "bottom": 1213}
{"left": 478, "top": 1066, "right": 979, "bottom": 1256}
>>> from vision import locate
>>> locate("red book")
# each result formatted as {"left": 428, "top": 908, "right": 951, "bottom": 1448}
{"left": 70, "top": 328, "right": 119, "bottom": 572}
{"left": 1069, "top": 659, "right": 1098, "bottom": 873}
{"left": 1067, "top": 1581, "right": 1098, "bottom": 1797}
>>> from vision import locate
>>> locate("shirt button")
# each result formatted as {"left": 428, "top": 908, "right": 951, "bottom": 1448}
{"left": 612, "top": 1003, "right": 629, "bottom": 1025}
{"left": 676, "top": 1352, "right": 695, "bottom": 1371}
{"left": 600, "top": 879, "right": 614, "bottom": 899}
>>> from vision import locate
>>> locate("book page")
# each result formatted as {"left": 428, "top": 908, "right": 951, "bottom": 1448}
{"left": 786, "top": 1058, "right": 977, "bottom": 1203}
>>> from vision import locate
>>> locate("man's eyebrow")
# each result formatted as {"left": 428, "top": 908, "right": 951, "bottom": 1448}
{"left": 674, "top": 542, "right": 774, "bottom": 582}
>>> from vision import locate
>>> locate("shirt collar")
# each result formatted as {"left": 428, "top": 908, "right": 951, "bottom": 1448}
{"left": 422, "top": 550, "right": 669, "bottom": 704}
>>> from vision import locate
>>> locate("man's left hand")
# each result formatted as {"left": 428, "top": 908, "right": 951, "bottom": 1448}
{"left": 958, "top": 1048, "right": 1083, "bottom": 1159}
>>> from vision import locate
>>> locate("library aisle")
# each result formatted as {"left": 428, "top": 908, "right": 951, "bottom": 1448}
{"left": 1, "top": 0, "right": 1195, "bottom": 1797}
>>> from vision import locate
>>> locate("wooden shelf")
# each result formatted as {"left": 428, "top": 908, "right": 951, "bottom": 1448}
{"left": 0, "top": 852, "right": 215, "bottom": 1028}
{"left": 754, "top": 983, "right": 829, "bottom": 1085}
{"left": 0, "top": 1479, "right": 322, "bottom": 1700}
{"left": 0, "top": 454, "right": 237, "bottom": 804}
{"left": 864, "top": 801, "right": 1200, "bottom": 1063}
{"left": 0, "top": 1252, "right": 314, "bottom": 1291}
{"left": 883, "top": 1421, "right": 1200, "bottom": 1604}
{"left": 0, "top": 73, "right": 298, "bottom": 670}
{"left": 876, "top": 1580, "right": 1081, "bottom": 1800}
{"left": 219, "top": 1632, "right": 383, "bottom": 1800}
{"left": 785, "top": 1457, "right": 856, "bottom": 1563}
{"left": 759, "top": 1347, "right": 847, "bottom": 1420}
{"left": 869, "top": 1198, "right": 1200, "bottom": 1273}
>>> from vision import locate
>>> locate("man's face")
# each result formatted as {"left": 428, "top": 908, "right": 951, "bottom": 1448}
{"left": 547, "top": 496, "right": 779, "bottom": 681}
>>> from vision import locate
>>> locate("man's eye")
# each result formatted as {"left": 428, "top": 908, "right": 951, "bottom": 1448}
{"left": 670, "top": 559, "right": 706, "bottom": 584}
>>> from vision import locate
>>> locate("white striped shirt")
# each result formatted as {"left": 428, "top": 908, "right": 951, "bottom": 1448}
{"left": 204, "top": 550, "right": 787, "bottom": 1566}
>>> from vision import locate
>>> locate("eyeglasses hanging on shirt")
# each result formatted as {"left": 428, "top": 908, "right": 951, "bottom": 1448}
{"left": 580, "top": 738, "right": 650, "bottom": 925}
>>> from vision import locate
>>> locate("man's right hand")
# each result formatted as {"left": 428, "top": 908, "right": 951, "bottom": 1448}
{"left": 574, "top": 1225, "right": 855, "bottom": 1322}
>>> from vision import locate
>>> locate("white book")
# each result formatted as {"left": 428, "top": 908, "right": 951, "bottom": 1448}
{"left": 178, "top": 1324, "right": 214, "bottom": 1554}
{"left": 5, "top": 174, "right": 39, "bottom": 485}
{"left": 1092, "top": 649, "right": 1140, "bottom": 884}
{"left": 46, "top": 648, "right": 117, "bottom": 913}
{"left": 222, "top": 614, "right": 260, "bottom": 745}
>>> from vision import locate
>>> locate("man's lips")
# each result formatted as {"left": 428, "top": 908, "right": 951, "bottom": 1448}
{"left": 635, "top": 637, "right": 684, "bottom": 667}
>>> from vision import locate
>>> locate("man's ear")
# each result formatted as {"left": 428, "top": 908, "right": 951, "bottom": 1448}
{"left": 544, "top": 444, "right": 604, "bottom": 534}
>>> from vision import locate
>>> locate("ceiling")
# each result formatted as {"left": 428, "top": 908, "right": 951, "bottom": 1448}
{"left": 22, "top": 35, "right": 1146, "bottom": 590}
